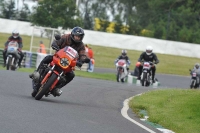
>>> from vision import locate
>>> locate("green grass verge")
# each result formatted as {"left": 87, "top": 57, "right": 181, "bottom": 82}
{"left": 129, "top": 89, "right": 200, "bottom": 133}
{"left": 0, "top": 32, "right": 199, "bottom": 76}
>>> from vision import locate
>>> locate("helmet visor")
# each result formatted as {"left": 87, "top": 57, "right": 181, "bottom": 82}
{"left": 13, "top": 33, "right": 19, "bottom": 38}
{"left": 146, "top": 50, "right": 152, "bottom": 53}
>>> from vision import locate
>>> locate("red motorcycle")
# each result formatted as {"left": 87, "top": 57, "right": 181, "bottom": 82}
{"left": 32, "top": 46, "right": 83, "bottom": 100}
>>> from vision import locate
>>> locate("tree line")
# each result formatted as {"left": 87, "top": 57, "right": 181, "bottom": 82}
{"left": 0, "top": 0, "right": 200, "bottom": 44}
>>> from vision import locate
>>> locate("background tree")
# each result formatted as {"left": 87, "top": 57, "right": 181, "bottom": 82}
{"left": 30, "top": 0, "right": 83, "bottom": 29}
{"left": 17, "top": 4, "right": 31, "bottom": 21}
{"left": 0, "top": 0, "right": 16, "bottom": 19}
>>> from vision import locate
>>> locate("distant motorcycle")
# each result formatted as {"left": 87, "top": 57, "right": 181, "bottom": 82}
{"left": 115, "top": 59, "right": 129, "bottom": 82}
{"left": 189, "top": 69, "right": 199, "bottom": 89}
{"left": 140, "top": 61, "right": 157, "bottom": 87}
{"left": 6, "top": 41, "right": 21, "bottom": 71}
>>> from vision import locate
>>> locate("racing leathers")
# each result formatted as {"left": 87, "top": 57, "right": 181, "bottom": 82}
{"left": 3, "top": 36, "right": 24, "bottom": 67}
{"left": 137, "top": 52, "right": 159, "bottom": 82}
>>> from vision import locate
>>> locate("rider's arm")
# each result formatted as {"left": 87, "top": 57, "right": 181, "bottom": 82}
{"left": 4, "top": 36, "right": 12, "bottom": 48}
{"left": 138, "top": 52, "right": 145, "bottom": 62}
{"left": 126, "top": 56, "right": 131, "bottom": 65}
{"left": 18, "top": 37, "right": 23, "bottom": 49}
{"left": 78, "top": 45, "right": 90, "bottom": 63}
{"left": 153, "top": 53, "right": 159, "bottom": 64}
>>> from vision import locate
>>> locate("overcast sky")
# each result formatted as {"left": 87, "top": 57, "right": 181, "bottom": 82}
{"left": 13, "top": 0, "right": 38, "bottom": 12}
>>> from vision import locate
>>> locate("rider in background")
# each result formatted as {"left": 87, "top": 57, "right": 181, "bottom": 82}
{"left": 115, "top": 49, "right": 131, "bottom": 71}
{"left": 85, "top": 44, "right": 95, "bottom": 72}
{"left": 37, "top": 41, "right": 47, "bottom": 54}
{"left": 190, "top": 63, "right": 200, "bottom": 86}
{"left": 2, "top": 29, "right": 24, "bottom": 68}
{"left": 137, "top": 46, "right": 159, "bottom": 83}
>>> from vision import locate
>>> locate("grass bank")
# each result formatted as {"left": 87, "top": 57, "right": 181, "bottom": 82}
{"left": 129, "top": 89, "right": 200, "bottom": 133}
{"left": 0, "top": 32, "right": 199, "bottom": 76}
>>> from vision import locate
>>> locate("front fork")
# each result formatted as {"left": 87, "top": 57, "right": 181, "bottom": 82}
{"left": 50, "top": 71, "right": 63, "bottom": 91}
{"left": 40, "top": 65, "right": 64, "bottom": 91}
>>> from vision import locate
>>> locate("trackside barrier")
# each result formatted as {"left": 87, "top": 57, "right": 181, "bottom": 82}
{"left": 126, "top": 74, "right": 161, "bottom": 87}
{"left": 0, "top": 49, "right": 37, "bottom": 68}
{"left": 0, "top": 49, "right": 95, "bottom": 72}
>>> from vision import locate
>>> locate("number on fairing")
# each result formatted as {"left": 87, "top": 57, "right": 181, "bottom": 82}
{"left": 66, "top": 47, "right": 77, "bottom": 58}
{"left": 192, "top": 72, "right": 197, "bottom": 77}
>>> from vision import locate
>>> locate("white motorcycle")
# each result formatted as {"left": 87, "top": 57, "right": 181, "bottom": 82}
{"left": 140, "top": 61, "right": 154, "bottom": 86}
{"left": 6, "top": 41, "right": 21, "bottom": 71}
{"left": 115, "top": 59, "right": 129, "bottom": 82}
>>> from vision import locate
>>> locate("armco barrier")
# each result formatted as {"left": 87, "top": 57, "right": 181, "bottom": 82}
{"left": 0, "top": 49, "right": 37, "bottom": 68}
{"left": 126, "top": 74, "right": 161, "bottom": 87}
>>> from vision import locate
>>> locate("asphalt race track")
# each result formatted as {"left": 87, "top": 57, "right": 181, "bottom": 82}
{"left": 0, "top": 69, "right": 190, "bottom": 133}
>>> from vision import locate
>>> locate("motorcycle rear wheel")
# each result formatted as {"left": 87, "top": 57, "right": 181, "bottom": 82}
{"left": 35, "top": 73, "right": 58, "bottom": 100}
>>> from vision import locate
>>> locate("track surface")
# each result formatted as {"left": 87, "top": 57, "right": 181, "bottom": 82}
{"left": 0, "top": 69, "right": 190, "bottom": 133}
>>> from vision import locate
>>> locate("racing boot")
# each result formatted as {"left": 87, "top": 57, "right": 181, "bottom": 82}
{"left": 29, "top": 70, "right": 40, "bottom": 81}
{"left": 18, "top": 62, "right": 22, "bottom": 68}
{"left": 51, "top": 88, "right": 62, "bottom": 97}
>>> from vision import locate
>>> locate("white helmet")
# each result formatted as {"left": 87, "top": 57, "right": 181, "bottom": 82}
{"left": 12, "top": 29, "right": 19, "bottom": 38}
{"left": 146, "top": 46, "right": 153, "bottom": 55}
{"left": 121, "top": 49, "right": 127, "bottom": 57}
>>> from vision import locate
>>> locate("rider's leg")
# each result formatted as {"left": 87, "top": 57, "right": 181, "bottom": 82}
{"left": 18, "top": 51, "right": 24, "bottom": 67}
{"left": 2, "top": 50, "right": 6, "bottom": 67}
{"left": 151, "top": 67, "right": 156, "bottom": 83}
{"left": 52, "top": 71, "right": 75, "bottom": 96}
{"left": 137, "top": 66, "right": 143, "bottom": 80}
{"left": 58, "top": 71, "right": 75, "bottom": 88}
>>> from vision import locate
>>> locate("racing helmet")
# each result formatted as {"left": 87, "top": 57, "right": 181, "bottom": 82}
{"left": 70, "top": 27, "right": 85, "bottom": 43}
{"left": 121, "top": 50, "right": 127, "bottom": 57}
{"left": 12, "top": 29, "right": 19, "bottom": 38}
{"left": 146, "top": 46, "right": 153, "bottom": 55}
{"left": 195, "top": 63, "right": 200, "bottom": 69}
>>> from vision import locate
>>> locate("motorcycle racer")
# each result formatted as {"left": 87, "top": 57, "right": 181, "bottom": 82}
{"left": 29, "top": 27, "right": 89, "bottom": 96}
{"left": 190, "top": 63, "right": 200, "bottom": 87}
{"left": 2, "top": 29, "right": 24, "bottom": 68}
{"left": 137, "top": 46, "right": 159, "bottom": 83}
{"left": 114, "top": 50, "right": 131, "bottom": 70}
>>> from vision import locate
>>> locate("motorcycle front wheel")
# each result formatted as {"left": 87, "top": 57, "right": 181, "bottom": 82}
{"left": 190, "top": 80, "right": 195, "bottom": 89}
{"left": 35, "top": 73, "right": 58, "bottom": 100}
{"left": 116, "top": 71, "right": 121, "bottom": 82}
{"left": 6, "top": 57, "right": 12, "bottom": 70}
{"left": 141, "top": 72, "right": 147, "bottom": 86}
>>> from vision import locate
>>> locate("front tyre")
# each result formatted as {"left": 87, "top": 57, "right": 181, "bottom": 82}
{"left": 6, "top": 57, "right": 12, "bottom": 70}
{"left": 141, "top": 72, "right": 147, "bottom": 86}
{"left": 117, "top": 71, "right": 121, "bottom": 82}
{"left": 35, "top": 73, "right": 58, "bottom": 100}
{"left": 190, "top": 80, "right": 195, "bottom": 89}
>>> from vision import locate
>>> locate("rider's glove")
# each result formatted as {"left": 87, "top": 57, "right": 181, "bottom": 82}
{"left": 18, "top": 48, "right": 22, "bottom": 52}
{"left": 51, "top": 41, "right": 60, "bottom": 51}
{"left": 76, "top": 61, "right": 83, "bottom": 67}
